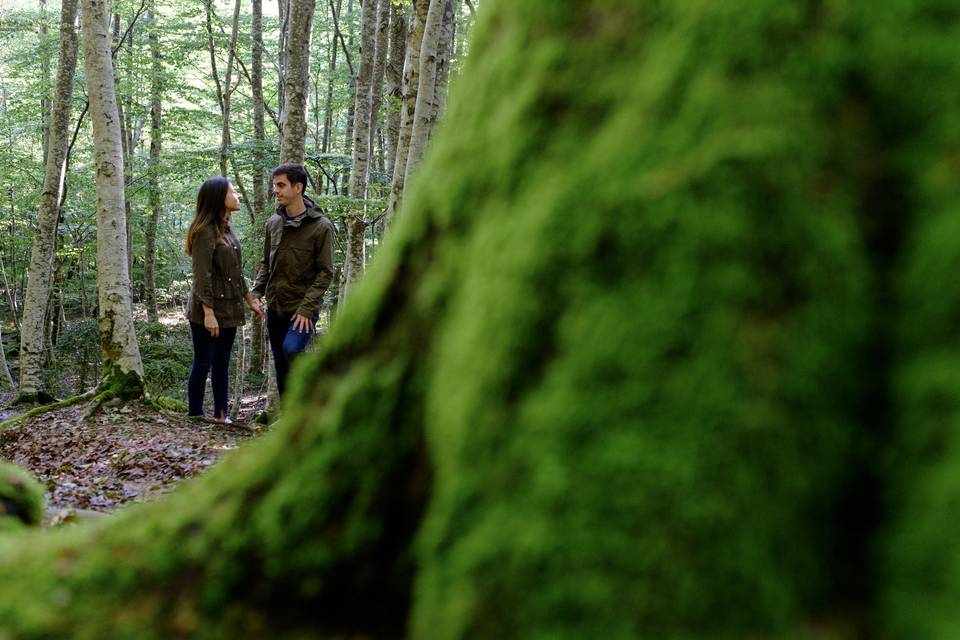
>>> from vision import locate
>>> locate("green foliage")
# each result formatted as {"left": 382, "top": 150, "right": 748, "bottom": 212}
{"left": 0, "top": 462, "right": 44, "bottom": 530}
{"left": 137, "top": 321, "right": 193, "bottom": 401}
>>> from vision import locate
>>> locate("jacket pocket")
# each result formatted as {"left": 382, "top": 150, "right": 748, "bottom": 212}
{"left": 212, "top": 276, "right": 242, "bottom": 301}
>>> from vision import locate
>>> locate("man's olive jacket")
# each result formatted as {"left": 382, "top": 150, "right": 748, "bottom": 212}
{"left": 186, "top": 224, "right": 249, "bottom": 328}
{"left": 251, "top": 197, "right": 336, "bottom": 317}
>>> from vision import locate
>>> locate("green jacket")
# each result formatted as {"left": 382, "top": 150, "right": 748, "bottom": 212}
{"left": 251, "top": 197, "right": 336, "bottom": 317}
{"left": 186, "top": 224, "right": 249, "bottom": 328}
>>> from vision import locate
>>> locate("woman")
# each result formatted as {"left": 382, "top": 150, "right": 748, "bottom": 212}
{"left": 184, "top": 177, "right": 264, "bottom": 422}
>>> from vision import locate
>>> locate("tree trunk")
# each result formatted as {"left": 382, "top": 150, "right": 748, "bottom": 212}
{"left": 384, "top": 2, "right": 405, "bottom": 178}
{"left": 403, "top": 0, "right": 444, "bottom": 190}
{"left": 277, "top": 0, "right": 290, "bottom": 125}
{"left": 0, "top": 320, "right": 12, "bottom": 390}
{"left": 348, "top": 0, "right": 378, "bottom": 199}
{"left": 81, "top": 0, "right": 144, "bottom": 391}
{"left": 39, "top": 0, "right": 51, "bottom": 164}
{"left": 144, "top": 2, "right": 161, "bottom": 324}
{"left": 279, "top": 0, "right": 317, "bottom": 165}
{"left": 431, "top": 0, "right": 454, "bottom": 126}
{"left": 384, "top": 0, "right": 427, "bottom": 225}
{"left": 367, "top": 0, "right": 390, "bottom": 185}
{"left": 249, "top": 0, "right": 266, "bottom": 376}
{"left": 320, "top": 0, "right": 340, "bottom": 156}
{"left": 0, "top": 2, "right": 883, "bottom": 638}
{"left": 16, "top": 0, "right": 78, "bottom": 404}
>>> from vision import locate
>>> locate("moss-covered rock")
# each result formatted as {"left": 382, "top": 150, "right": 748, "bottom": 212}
{"left": 0, "top": 462, "right": 44, "bottom": 530}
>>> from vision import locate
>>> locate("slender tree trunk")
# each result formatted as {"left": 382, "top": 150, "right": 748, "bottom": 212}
{"left": 144, "top": 2, "right": 161, "bottom": 323}
{"left": 367, "top": 0, "right": 390, "bottom": 184}
{"left": 403, "top": 0, "right": 444, "bottom": 189}
{"left": 39, "top": 0, "right": 51, "bottom": 164}
{"left": 16, "top": 0, "right": 78, "bottom": 404}
{"left": 385, "top": 2, "right": 405, "bottom": 178}
{"left": 112, "top": 14, "right": 135, "bottom": 288}
{"left": 320, "top": 0, "right": 341, "bottom": 156}
{"left": 385, "top": 0, "right": 427, "bottom": 225}
{"left": 0, "top": 321, "right": 12, "bottom": 390}
{"left": 230, "top": 325, "right": 246, "bottom": 421}
{"left": 280, "top": 0, "right": 317, "bottom": 165}
{"left": 81, "top": 0, "right": 144, "bottom": 390}
{"left": 340, "top": 0, "right": 356, "bottom": 195}
{"left": 349, "top": 0, "right": 378, "bottom": 199}
{"left": 249, "top": 0, "right": 266, "bottom": 376}
{"left": 277, "top": 0, "right": 290, "bottom": 125}
{"left": 431, "top": 0, "right": 454, "bottom": 125}
{"left": 0, "top": 255, "right": 19, "bottom": 334}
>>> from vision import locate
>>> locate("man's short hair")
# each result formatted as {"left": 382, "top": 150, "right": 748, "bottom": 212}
{"left": 271, "top": 164, "right": 309, "bottom": 193}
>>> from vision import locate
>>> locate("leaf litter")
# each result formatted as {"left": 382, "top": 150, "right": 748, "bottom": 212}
{"left": 0, "top": 393, "right": 265, "bottom": 524}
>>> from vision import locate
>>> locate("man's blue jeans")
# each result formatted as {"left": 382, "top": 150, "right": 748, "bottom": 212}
{"left": 267, "top": 308, "right": 318, "bottom": 396}
{"left": 188, "top": 321, "right": 237, "bottom": 418}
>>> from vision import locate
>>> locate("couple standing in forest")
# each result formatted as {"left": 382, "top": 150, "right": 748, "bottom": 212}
{"left": 183, "top": 164, "right": 336, "bottom": 422}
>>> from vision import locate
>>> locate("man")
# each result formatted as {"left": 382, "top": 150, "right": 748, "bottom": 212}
{"left": 251, "top": 164, "right": 336, "bottom": 396}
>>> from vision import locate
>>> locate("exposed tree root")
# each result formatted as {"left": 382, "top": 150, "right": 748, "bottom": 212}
{"left": 0, "top": 389, "right": 98, "bottom": 431}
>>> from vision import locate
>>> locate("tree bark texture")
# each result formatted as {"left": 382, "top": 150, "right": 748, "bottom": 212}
{"left": 385, "top": 0, "right": 427, "bottom": 225}
{"left": 249, "top": 0, "right": 266, "bottom": 375}
{"left": 367, "top": 0, "right": 390, "bottom": 185}
{"left": 431, "top": 0, "right": 454, "bottom": 125}
{"left": 403, "top": 0, "right": 444, "bottom": 189}
{"left": 320, "top": 0, "right": 340, "bottom": 156}
{"left": 17, "top": 0, "right": 78, "bottom": 402}
{"left": 348, "top": 0, "right": 379, "bottom": 199}
{"left": 144, "top": 3, "right": 161, "bottom": 323}
{"left": 384, "top": 2, "right": 406, "bottom": 178}
{"left": 279, "top": 0, "right": 317, "bottom": 165}
{"left": 81, "top": 0, "right": 144, "bottom": 384}
{"left": 0, "top": 1, "right": 896, "bottom": 638}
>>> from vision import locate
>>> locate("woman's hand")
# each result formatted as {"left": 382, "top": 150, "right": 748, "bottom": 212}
{"left": 204, "top": 310, "right": 220, "bottom": 337}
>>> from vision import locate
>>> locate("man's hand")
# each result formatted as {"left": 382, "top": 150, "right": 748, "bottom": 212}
{"left": 291, "top": 313, "right": 314, "bottom": 333}
{"left": 249, "top": 298, "right": 265, "bottom": 321}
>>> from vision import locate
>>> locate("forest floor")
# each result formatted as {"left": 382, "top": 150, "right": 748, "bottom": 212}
{"left": 0, "top": 390, "right": 267, "bottom": 525}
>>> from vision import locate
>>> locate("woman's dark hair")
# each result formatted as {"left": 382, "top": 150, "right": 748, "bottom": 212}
{"left": 271, "top": 163, "right": 309, "bottom": 194}
{"left": 185, "top": 177, "right": 231, "bottom": 256}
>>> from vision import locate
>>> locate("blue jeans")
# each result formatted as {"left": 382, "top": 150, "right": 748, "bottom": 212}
{"left": 267, "top": 309, "right": 317, "bottom": 396}
{"left": 188, "top": 321, "right": 237, "bottom": 418}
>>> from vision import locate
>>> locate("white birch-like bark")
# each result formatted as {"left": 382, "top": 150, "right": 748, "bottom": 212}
{"left": 18, "top": 0, "right": 79, "bottom": 401}
{"left": 81, "top": 0, "right": 144, "bottom": 382}
{"left": 384, "top": 2, "right": 406, "bottom": 178}
{"left": 367, "top": 0, "right": 390, "bottom": 180}
{"left": 384, "top": 0, "right": 427, "bottom": 225}
{"left": 432, "top": 0, "right": 455, "bottom": 125}
{"left": 348, "top": 0, "right": 378, "bottom": 199}
{"left": 250, "top": 0, "right": 266, "bottom": 375}
{"left": 343, "top": 217, "right": 366, "bottom": 301}
{"left": 403, "top": 0, "right": 444, "bottom": 189}
{"left": 0, "top": 322, "right": 12, "bottom": 390}
{"left": 144, "top": 2, "right": 161, "bottom": 323}
{"left": 280, "top": 0, "right": 317, "bottom": 165}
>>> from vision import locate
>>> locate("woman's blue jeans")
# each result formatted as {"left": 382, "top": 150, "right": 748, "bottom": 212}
{"left": 188, "top": 321, "right": 237, "bottom": 418}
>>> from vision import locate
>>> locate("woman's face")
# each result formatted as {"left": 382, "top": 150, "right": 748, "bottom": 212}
{"left": 224, "top": 182, "right": 241, "bottom": 214}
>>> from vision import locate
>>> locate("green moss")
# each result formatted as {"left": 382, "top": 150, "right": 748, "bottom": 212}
{"left": 98, "top": 364, "right": 145, "bottom": 401}
{"left": 0, "top": 462, "right": 44, "bottom": 529}
{"left": 144, "top": 395, "right": 188, "bottom": 414}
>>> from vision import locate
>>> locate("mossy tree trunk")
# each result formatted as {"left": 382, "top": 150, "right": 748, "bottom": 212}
{"left": 82, "top": 0, "right": 144, "bottom": 394}
{"left": 16, "top": 0, "right": 78, "bottom": 404}
{"left": 0, "top": 1, "right": 915, "bottom": 638}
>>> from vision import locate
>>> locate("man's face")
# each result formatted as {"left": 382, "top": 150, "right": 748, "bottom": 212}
{"left": 272, "top": 174, "right": 302, "bottom": 207}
